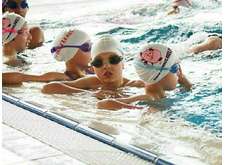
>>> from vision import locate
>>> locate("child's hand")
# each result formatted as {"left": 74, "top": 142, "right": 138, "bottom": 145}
{"left": 127, "top": 80, "right": 145, "bottom": 88}
{"left": 148, "top": 107, "right": 159, "bottom": 113}
{"left": 177, "top": 67, "right": 192, "bottom": 91}
{"left": 97, "top": 99, "right": 143, "bottom": 110}
{"left": 94, "top": 90, "right": 125, "bottom": 100}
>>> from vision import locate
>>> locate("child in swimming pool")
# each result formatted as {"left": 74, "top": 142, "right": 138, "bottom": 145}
{"left": 167, "top": 0, "right": 192, "bottom": 15}
{"left": 97, "top": 44, "right": 192, "bottom": 110}
{"left": 2, "top": 12, "right": 32, "bottom": 66}
{"left": 2, "top": 29, "right": 94, "bottom": 85}
{"left": 188, "top": 35, "right": 222, "bottom": 54}
{"left": 42, "top": 35, "right": 145, "bottom": 109}
{"left": 2, "top": 0, "right": 44, "bottom": 49}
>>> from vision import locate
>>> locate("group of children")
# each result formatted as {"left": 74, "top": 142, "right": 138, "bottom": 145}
{"left": 2, "top": 0, "right": 222, "bottom": 110}
{"left": 2, "top": 0, "right": 44, "bottom": 65}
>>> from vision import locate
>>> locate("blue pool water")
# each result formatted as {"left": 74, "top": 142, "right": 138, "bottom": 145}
{"left": 57, "top": 0, "right": 222, "bottom": 137}
{"left": 14, "top": 0, "right": 224, "bottom": 137}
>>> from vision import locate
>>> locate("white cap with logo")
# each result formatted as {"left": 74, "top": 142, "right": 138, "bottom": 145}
{"left": 52, "top": 29, "right": 90, "bottom": 62}
{"left": 134, "top": 43, "right": 179, "bottom": 84}
{"left": 2, "top": 12, "right": 26, "bottom": 45}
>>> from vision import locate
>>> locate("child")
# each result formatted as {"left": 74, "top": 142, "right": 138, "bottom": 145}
{"left": 167, "top": 0, "right": 192, "bottom": 15}
{"left": 188, "top": 35, "right": 222, "bottom": 54}
{"left": 2, "top": 12, "right": 32, "bottom": 66}
{"left": 42, "top": 35, "right": 144, "bottom": 108}
{"left": 2, "top": 0, "right": 44, "bottom": 49}
{"left": 97, "top": 43, "right": 192, "bottom": 110}
{"left": 3, "top": 29, "right": 93, "bottom": 85}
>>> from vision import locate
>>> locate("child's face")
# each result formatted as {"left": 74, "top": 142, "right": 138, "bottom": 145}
{"left": 70, "top": 49, "right": 92, "bottom": 70}
{"left": 12, "top": 25, "right": 32, "bottom": 52}
{"left": 6, "top": 0, "right": 29, "bottom": 18}
{"left": 92, "top": 52, "right": 123, "bottom": 84}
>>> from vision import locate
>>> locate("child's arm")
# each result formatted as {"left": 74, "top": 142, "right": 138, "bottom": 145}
{"left": 2, "top": 72, "right": 69, "bottom": 85}
{"left": 41, "top": 82, "right": 88, "bottom": 94}
{"left": 188, "top": 36, "right": 222, "bottom": 54}
{"left": 42, "top": 76, "right": 100, "bottom": 94}
{"left": 177, "top": 67, "right": 192, "bottom": 91}
{"left": 25, "top": 72, "right": 70, "bottom": 82}
{"left": 125, "top": 80, "right": 145, "bottom": 88}
{"left": 116, "top": 94, "right": 153, "bottom": 104}
{"left": 96, "top": 99, "right": 143, "bottom": 110}
{"left": 96, "top": 94, "right": 153, "bottom": 110}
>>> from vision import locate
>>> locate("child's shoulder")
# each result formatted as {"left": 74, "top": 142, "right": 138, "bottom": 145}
{"left": 123, "top": 78, "right": 145, "bottom": 88}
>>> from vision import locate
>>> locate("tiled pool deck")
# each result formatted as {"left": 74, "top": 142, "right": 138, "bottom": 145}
{"left": 2, "top": 124, "right": 86, "bottom": 165}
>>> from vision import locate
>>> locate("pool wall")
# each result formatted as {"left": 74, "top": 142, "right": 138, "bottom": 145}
{"left": 2, "top": 93, "right": 174, "bottom": 165}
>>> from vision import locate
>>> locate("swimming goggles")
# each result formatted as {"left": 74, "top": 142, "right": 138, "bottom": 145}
{"left": 51, "top": 42, "right": 92, "bottom": 53}
{"left": 136, "top": 59, "right": 180, "bottom": 73}
{"left": 91, "top": 55, "right": 123, "bottom": 68}
{"left": 6, "top": 0, "right": 29, "bottom": 9}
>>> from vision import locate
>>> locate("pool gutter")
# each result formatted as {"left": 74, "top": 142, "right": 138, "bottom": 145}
{"left": 2, "top": 93, "right": 174, "bottom": 165}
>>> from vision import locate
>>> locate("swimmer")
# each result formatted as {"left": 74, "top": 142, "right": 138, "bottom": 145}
{"left": 188, "top": 35, "right": 222, "bottom": 54}
{"left": 97, "top": 44, "right": 192, "bottom": 110}
{"left": 42, "top": 35, "right": 145, "bottom": 109}
{"left": 2, "top": 29, "right": 94, "bottom": 85}
{"left": 167, "top": 0, "right": 192, "bottom": 15}
{"left": 2, "top": 0, "right": 44, "bottom": 49}
{"left": 2, "top": 12, "right": 32, "bottom": 66}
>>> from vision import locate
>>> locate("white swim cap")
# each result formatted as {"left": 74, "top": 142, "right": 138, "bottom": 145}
{"left": 173, "top": 0, "right": 192, "bottom": 7}
{"left": 91, "top": 35, "right": 123, "bottom": 59}
{"left": 2, "top": 12, "right": 26, "bottom": 45}
{"left": 52, "top": 29, "right": 90, "bottom": 62}
{"left": 134, "top": 44, "right": 179, "bottom": 85}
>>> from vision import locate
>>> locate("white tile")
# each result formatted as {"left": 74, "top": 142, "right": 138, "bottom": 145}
{"left": 34, "top": 154, "right": 86, "bottom": 165}
{"left": 1, "top": 148, "right": 25, "bottom": 164}
{"left": 2, "top": 124, "right": 86, "bottom": 164}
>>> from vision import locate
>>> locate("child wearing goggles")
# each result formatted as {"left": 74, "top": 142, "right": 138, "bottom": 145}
{"left": 96, "top": 44, "right": 192, "bottom": 110}
{"left": 3, "top": 29, "right": 94, "bottom": 86}
{"left": 2, "top": 12, "right": 32, "bottom": 66}
{"left": 3, "top": 0, "right": 44, "bottom": 49}
{"left": 42, "top": 36, "right": 145, "bottom": 110}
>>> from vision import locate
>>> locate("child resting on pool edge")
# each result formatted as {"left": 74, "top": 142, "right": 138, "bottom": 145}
{"left": 2, "top": 0, "right": 44, "bottom": 49}
{"left": 2, "top": 12, "right": 32, "bottom": 66}
{"left": 42, "top": 35, "right": 145, "bottom": 109}
{"left": 3, "top": 29, "right": 94, "bottom": 85}
{"left": 97, "top": 43, "right": 192, "bottom": 110}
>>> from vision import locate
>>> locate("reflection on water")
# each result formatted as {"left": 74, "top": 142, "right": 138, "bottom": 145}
{"left": 3, "top": 0, "right": 222, "bottom": 164}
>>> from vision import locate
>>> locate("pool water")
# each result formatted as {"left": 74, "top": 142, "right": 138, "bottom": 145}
{"left": 3, "top": 0, "right": 222, "bottom": 164}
